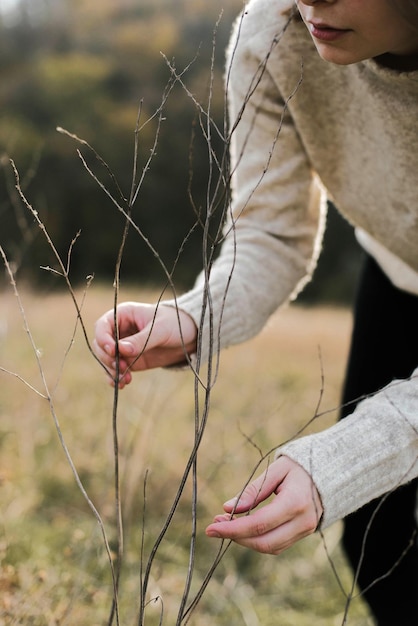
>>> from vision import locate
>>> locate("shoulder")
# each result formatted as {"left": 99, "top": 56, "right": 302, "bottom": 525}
{"left": 225, "top": 0, "right": 315, "bottom": 106}
{"left": 236, "top": 0, "right": 295, "bottom": 33}
{"left": 227, "top": 0, "right": 293, "bottom": 53}
{"left": 226, "top": 0, "right": 311, "bottom": 76}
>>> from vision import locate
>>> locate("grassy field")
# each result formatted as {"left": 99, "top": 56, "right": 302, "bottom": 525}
{"left": 0, "top": 284, "right": 374, "bottom": 625}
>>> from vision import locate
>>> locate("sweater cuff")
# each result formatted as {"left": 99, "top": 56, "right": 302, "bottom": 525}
{"left": 275, "top": 386, "right": 418, "bottom": 528}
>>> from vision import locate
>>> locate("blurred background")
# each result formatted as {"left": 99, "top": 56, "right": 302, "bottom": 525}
{"left": 0, "top": 4, "right": 374, "bottom": 622}
{"left": 0, "top": 0, "right": 362, "bottom": 302}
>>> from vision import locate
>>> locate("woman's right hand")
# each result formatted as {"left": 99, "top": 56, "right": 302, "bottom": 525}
{"left": 93, "top": 302, "right": 198, "bottom": 388}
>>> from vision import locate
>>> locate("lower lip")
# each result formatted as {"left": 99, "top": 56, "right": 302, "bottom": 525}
{"left": 310, "top": 25, "right": 350, "bottom": 42}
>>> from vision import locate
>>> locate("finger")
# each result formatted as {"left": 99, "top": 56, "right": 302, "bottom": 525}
{"left": 118, "top": 312, "right": 171, "bottom": 356}
{"left": 93, "top": 342, "right": 133, "bottom": 387}
{"left": 206, "top": 505, "right": 316, "bottom": 555}
{"left": 227, "top": 519, "right": 307, "bottom": 555}
{"left": 116, "top": 370, "right": 132, "bottom": 389}
{"left": 94, "top": 304, "right": 146, "bottom": 358}
{"left": 212, "top": 513, "right": 233, "bottom": 523}
{"left": 95, "top": 311, "right": 118, "bottom": 348}
{"left": 231, "top": 500, "right": 320, "bottom": 555}
{"left": 113, "top": 303, "right": 163, "bottom": 347}
{"left": 207, "top": 498, "right": 290, "bottom": 540}
{"left": 223, "top": 461, "right": 287, "bottom": 514}
{"left": 94, "top": 317, "right": 150, "bottom": 369}
{"left": 116, "top": 329, "right": 151, "bottom": 360}
{"left": 92, "top": 338, "right": 127, "bottom": 372}
{"left": 105, "top": 367, "right": 133, "bottom": 389}
{"left": 92, "top": 338, "right": 115, "bottom": 367}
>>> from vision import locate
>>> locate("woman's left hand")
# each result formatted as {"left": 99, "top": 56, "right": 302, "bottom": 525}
{"left": 205, "top": 455, "right": 323, "bottom": 555}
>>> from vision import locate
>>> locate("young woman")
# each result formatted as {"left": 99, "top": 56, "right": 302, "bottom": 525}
{"left": 94, "top": 1, "right": 418, "bottom": 623}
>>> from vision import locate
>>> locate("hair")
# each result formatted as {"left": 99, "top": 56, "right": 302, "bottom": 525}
{"left": 391, "top": 0, "right": 418, "bottom": 27}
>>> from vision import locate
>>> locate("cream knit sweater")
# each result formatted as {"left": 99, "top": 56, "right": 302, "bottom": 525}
{"left": 174, "top": 0, "right": 418, "bottom": 528}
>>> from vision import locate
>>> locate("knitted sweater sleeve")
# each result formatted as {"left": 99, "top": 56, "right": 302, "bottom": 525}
{"left": 277, "top": 370, "right": 418, "bottom": 528}
{"left": 172, "top": 11, "right": 326, "bottom": 363}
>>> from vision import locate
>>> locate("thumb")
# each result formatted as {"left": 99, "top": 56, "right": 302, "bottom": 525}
{"left": 223, "top": 483, "right": 266, "bottom": 514}
{"left": 117, "top": 320, "right": 160, "bottom": 357}
{"left": 118, "top": 339, "right": 136, "bottom": 356}
{"left": 223, "top": 460, "right": 287, "bottom": 514}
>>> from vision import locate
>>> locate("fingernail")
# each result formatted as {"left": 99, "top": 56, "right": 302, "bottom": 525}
{"left": 206, "top": 529, "right": 221, "bottom": 538}
{"left": 224, "top": 497, "right": 238, "bottom": 507}
{"left": 104, "top": 344, "right": 112, "bottom": 355}
{"left": 119, "top": 340, "right": 134, "bottom": 354}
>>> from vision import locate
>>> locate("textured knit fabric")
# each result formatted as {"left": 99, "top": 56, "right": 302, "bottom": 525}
{"left": 172, "top": 0, "right": 418, "bottom": 528}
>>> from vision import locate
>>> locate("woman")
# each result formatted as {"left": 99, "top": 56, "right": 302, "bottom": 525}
{"left": 94, "top": 1, "right": 418, "bottom": 623}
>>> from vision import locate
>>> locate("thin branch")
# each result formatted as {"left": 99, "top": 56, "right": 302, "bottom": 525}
{"left": 0, "top": 244, "right": 121, "bottom": 624}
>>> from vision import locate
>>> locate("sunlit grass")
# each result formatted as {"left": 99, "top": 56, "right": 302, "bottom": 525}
{"left": 0, "top": 284, "right": 374, "bottom": 625}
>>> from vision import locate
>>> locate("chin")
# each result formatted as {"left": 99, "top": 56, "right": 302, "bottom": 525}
{"left": 315, "top": 46, "right": 365, "bottom": 66}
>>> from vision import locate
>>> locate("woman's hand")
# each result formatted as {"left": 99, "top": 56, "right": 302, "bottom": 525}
{"left": 206, "top": 456, "right": 323, "bottom": 555}
{"left": 93, "top": 302, "right": 197, "bottom": 387}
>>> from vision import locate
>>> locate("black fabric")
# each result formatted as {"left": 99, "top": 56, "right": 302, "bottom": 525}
{"left": 340, "top": 254, "right": 418, "bottom": 625}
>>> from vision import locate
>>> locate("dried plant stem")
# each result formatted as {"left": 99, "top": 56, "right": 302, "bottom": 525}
{"left": 0, "top": 244, "right": 121, "bottom": 624}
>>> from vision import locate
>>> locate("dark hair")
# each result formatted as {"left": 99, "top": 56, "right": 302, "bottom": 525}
{"left": 391, "top": 0, "right": 418, "bottom": 26}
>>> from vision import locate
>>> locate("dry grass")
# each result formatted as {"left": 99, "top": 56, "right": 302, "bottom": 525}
{"left": 0, "top": 284, "right": 374, "bottom": 625}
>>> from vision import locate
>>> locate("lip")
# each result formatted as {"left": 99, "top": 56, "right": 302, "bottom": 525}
{"left": 309, "top": 21, "right": 351, "bottom": 42}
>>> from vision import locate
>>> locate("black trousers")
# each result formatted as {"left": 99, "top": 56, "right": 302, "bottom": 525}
{"left": 340, "top": 255, "right": 418, "bottom": 625}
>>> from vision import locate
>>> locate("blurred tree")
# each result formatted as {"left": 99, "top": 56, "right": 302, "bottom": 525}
{"left": 0, "top": 0, "right": 361, "bottom": 302}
